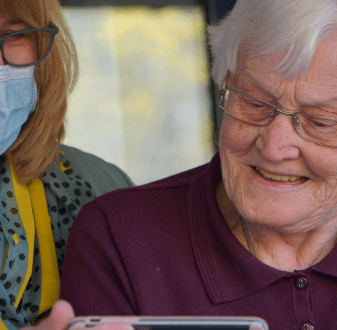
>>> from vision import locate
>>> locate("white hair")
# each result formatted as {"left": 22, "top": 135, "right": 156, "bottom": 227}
{"left": 208, "top": 0, "right": 337, "bottom": 87}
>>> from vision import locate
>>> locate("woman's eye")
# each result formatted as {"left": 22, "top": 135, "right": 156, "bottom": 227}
{"left": 313, "top": 121, "right": 326, "bottom": 127}
{"left": 5, "top": 33, "right": 19, "bottom": 39}
{"left": 249, "top": 102, "right": 263, "bottom": 108}
{"left": 2, "top": 31, "right": 19, "bottom": 38}
{"left": 4, "top": 32, "right": 28, "bottom": 43}
{"left": 244, "top": 99, "right": 265, "bottom": 109}
{"left": 308, "top": 118, "right": 334, "bottom": 128}
{"left": 240, "top": 96, "right": 265, "bottom": 108}
{"left": 3, "top": 29, "right": 19, "bottom": 34}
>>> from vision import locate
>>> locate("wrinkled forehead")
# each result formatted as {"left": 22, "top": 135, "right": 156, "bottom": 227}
{"left": 230, "top": 34, "right": 337, "bottom": 104}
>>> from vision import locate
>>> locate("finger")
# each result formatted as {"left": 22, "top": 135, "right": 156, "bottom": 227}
{"left": 19, "top": 301, "right": 75, "bottom": 330}
{"left": 47, "top": 300, "right": 75, "bottom": 329}
{"left": 250, "top": 325, "right": 266, "bottom": 330}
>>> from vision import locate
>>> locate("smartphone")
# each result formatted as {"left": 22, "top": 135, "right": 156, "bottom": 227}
{"left": 66, "top": 316, "right": 269, "bottom": 330}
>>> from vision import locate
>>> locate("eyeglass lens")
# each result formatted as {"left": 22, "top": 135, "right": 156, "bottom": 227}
{"left": 3, "top": 31, "right": 51, "bottom": 66}
{"left": 222, "top": 89, "right": 337, "bottom": 147}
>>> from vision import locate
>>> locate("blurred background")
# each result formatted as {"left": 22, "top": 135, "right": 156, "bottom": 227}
{"left": 60, "top": 0, "right": 236, "bottom": 185}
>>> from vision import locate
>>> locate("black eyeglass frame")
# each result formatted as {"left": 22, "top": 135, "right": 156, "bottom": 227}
{"left": 0, "top": 22, "right": 59, "bottom": 68}
{"left": 219, "top": 87, "right": 337, "bottom": 148}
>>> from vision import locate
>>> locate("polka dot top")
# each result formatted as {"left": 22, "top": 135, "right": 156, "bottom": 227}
{"left": 0, "top": 145, "right": 134, "bottom": 329}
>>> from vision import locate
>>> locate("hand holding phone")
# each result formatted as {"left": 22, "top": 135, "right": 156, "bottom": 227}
{"left": 19, "top": 300, "right": 75, "bottom": 330}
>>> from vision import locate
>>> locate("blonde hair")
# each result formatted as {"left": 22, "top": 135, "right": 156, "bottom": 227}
{"left": 208, "top": 0, "right": 337, "bottom": 88}
{"left": 1, "top": 0, "right": 79, "bottom": 186}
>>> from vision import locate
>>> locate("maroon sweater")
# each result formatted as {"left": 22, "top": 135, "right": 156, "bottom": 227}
{"left": 60, "top": 153, "right": 337, "bottom": 330}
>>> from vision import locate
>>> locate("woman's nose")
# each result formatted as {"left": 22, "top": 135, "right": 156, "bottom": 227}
{"left": 255, "top": 113, "right": 301, "bottom": 162}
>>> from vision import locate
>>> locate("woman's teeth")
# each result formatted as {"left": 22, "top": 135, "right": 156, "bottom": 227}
{"left": 254, "top": 167, "right": 308, "bottom": 184}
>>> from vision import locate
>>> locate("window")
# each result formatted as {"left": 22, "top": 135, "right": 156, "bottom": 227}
{"left": 62, "top": 1, "right": 215, "bottom": 184}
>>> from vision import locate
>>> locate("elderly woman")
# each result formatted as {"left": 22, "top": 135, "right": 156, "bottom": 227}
{"left": 59, "top": 0, "right": 337, "bottom": 329}
{"left": 0, "top": 0, "right": 134, "bottom": 329}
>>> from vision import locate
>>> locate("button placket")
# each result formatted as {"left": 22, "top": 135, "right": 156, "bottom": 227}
{"left": 290, "top": 273, "right": 315, "bottom": 330}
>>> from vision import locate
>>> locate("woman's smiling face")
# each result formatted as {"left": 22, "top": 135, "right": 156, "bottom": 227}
{"left": 219, "top": 34, "right": 337, "bottom": 231}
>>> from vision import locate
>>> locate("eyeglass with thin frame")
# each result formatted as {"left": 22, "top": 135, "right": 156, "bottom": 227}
{"left": 0, "top": 22, "right": 59, "bottom": 67}
{"left": 219, "top": 87, "right": 337, "bottom": 148}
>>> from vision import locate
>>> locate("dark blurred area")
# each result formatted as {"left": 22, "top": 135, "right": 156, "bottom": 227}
{"left": 61, "top": 0, "right": 197, "bottom": 6}
{"left": 59, "top": 0, "right": 237, "bottom": 151}
{"left": 60, "top": 0, "right": 236, "bottom": 23}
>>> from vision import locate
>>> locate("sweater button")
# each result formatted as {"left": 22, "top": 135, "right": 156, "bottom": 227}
{"left": 299, "top": 322, "right": 314, "bottom": 330}
{"left": 295, "top": 276, "right": 308, "bottom": 290}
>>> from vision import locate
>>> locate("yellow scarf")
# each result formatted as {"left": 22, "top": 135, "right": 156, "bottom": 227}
{"left": 0, "top": 158, "right": 60, "bottom": 329}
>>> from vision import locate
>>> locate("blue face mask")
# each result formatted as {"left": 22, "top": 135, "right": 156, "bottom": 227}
{"left": 0, "top": 65, "right": 38, "bottom": 156}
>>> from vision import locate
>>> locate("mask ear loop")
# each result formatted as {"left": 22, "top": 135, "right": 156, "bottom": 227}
{"left": 31, "top": 68, "right": 38, "bottom": 113}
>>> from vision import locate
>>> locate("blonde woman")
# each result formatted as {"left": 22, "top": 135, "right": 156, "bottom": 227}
{"left": 0, "top": 0, "right": 133, "bottom": 329}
